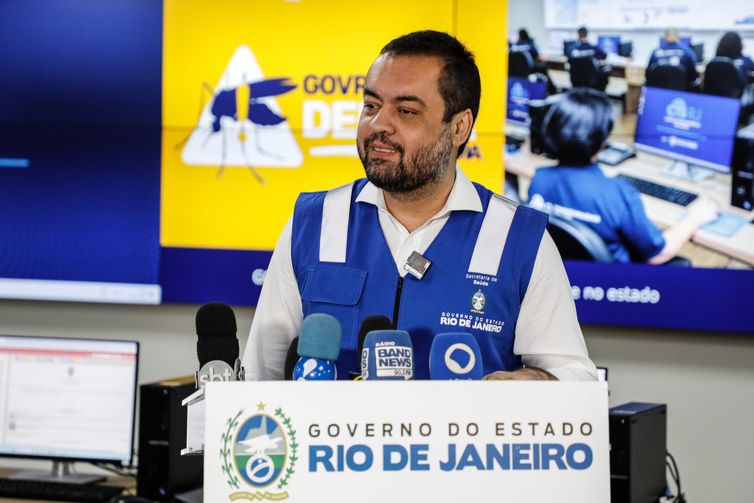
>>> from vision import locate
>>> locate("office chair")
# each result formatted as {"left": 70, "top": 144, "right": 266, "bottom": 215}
{"left": 547, "top": 215, "right": 693, "bottom": 266}
{"left": 546, "top": 215, "right": 613, "bottom": 262}
{"left": 645, "top": 63, "right": 688, "bottom": 91}
{"left": 568, "top": 56, "right": 609, "bottom": 91}
{"left": 703, "top": 57, "right": 746, "bottom": 99}
{"left": 508, "top": 50, "right": 536, "bottom": 78}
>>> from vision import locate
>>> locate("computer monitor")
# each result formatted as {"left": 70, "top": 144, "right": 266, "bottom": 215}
{"left": 635, "top": 86, "right": 740, "bottom": 180}
{"left": 506, "top": 77, "right": 548, "bottom": 127}
{"left": 659, "top": 36, "right": 691, "bottom": 49}
{"left": 0, "top": 335, "right": 139, "bottom": 483}
{"left": 691, "top": 42, "right": 704, "bottom": 63}
{"left": 618, "top": 41, "right": 633, "bottom": 58}
{"left": 597, "top": 35, "right": 621, "bottom": 55}
{"left": 563, "top": 40, "right": 578, "bottom": 57}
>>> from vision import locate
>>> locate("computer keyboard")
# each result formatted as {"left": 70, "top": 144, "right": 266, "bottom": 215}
{"left": 616, "top": 174, "right": 699, "bottom": 206}
{"left": 0, "top": 478, "right": 124, "bottom": 502}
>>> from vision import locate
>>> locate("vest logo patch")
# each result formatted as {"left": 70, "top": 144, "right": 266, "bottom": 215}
{"left": 439, "top": 311, "right": 505, "bottom": 334}
{"left": 471, "top": 290, "right": 486, "bottom": 314}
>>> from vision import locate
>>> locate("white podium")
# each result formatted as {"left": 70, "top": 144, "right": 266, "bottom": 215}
{"left": 196, "top": 381, "right": 609, "bottom": 503}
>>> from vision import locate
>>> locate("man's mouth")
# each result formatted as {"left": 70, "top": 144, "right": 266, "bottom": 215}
{"left": 371, "top": 145, "right": 399, "bottom": 154}
{"left": 366, "top": 138, "right": 403, "bottom": 158}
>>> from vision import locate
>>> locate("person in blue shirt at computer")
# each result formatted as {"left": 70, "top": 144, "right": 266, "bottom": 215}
{"left": 715, "top": 31, "right": 754, "bottom": 123}
{"left": 715, "top": 31, "right": 754, "bottom": 74}
{"left": 527, "top": 88, "right": 718, "bottom": 264}
{"left": 510, "top": 28, "right": 558, "bottom": 94}
{"left": 648, "top": 28, "right": 699, "bottom": 85}
{"left": 569, "top": 27, "right": 607, "bottom": 61}
{"left": 510, "top": 29, "right": 540, "bottom": 61}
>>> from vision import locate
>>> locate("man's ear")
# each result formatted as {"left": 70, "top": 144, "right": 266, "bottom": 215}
{"left": 451, "top": 109, "right": 474, "bottom": 148}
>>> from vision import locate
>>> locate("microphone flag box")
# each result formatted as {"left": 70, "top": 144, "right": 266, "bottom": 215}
{"left": 202, "top": 381, "right": 609, "bottom": 502}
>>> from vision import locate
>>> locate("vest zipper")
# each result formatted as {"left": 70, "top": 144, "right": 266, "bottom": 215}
{"left": 392, "top": 276, "right": 404, "bottom": 329}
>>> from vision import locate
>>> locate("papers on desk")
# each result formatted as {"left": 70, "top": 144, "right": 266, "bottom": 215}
{"left": 605, "top": 53, "right": 628, "bottom": 66}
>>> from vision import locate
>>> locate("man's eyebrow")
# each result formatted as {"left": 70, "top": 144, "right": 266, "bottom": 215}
{"left": 394, "top": 95, "right": 427, "bottom": 107}
{"left": 363, "top": 88, "right": 427, "bottom": 108}
{"left": 364, "top": 88, "right": 381, "bottom": 100}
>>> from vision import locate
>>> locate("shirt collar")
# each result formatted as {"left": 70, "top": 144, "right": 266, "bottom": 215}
{"left": 355, "top": 166, "right": 483, "bottom": 215}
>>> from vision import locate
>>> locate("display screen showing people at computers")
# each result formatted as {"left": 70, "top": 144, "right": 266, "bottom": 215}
{"left": 507, "top": 77, "right": 548, "bottom": 126}
{"left": 597, "top": 36, "right": 621, "bottom": 55}
{"left": 0, "top": 336, "right": 139, "bottom": 464}
{"left": 635, "top": 86, "right": 740, "bottom": 174}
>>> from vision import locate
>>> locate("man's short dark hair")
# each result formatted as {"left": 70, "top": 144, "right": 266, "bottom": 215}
{"left": 380, "top": 30, "right": 481, "bottom": 156}
{"left": 542, "top": 88, "right": 613, "bottom": 166}
{"left": 578, "top": 27, "right": 588, "bottom": 39}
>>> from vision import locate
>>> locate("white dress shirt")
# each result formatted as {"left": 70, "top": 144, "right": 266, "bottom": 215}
{"left": 242, "top": 168, "right": 597, "bottom": 381}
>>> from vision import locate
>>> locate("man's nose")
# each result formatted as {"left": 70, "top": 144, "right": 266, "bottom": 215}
{"left": 368, "top": 107, "right": 396, "bottom": 135}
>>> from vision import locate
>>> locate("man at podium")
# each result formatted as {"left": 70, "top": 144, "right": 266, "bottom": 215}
{"left": 242, "top": 31, "right": 596, "bottom": 383}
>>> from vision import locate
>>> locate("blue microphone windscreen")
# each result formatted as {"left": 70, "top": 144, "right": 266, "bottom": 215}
{"left": 429, "top": 333, "right": 484, "bottom": 380}
{"left": 361, "top": 330, "right": 413, "bottom": 380}
{"left": 298, "top": 313, "right": 342, "bottom": 361}
{"left": 292, "top": 357, "right": 338, "bottom": 380}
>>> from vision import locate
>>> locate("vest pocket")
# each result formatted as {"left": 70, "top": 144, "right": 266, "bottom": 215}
{"left": 301, "top": 265, "right": 367, "bottom": 350}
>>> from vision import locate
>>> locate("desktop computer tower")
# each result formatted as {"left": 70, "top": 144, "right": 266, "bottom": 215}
{"left": 137, "top": 376, "right": 203, "bottom": 501}
{"left": 731, "top": 136, "right": 754, "bottom": 211}
{"left": 609, "top": 402, "right": 667, "bottom": 503}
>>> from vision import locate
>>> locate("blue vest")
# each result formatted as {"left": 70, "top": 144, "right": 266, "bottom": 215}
{"left": 291, "top": 179, "right": 548, "bottom": 379}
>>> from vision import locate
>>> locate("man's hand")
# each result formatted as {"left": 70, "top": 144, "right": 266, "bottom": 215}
{"left": 483, "top": 367, "right": 558, "bottom": 381}
{"left": 687, "top": 197, "right": 718, "bottom": 227}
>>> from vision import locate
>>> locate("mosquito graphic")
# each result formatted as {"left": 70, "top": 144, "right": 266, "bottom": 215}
{"left": 177, "top": 76, "right": 297, "bottom": 184}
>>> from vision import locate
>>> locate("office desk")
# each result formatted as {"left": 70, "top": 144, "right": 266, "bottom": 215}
{"left": 542, "top": 55, "right": 635, "bottom": 79}
{"left": 540, "top": 56, "right": 754, "bottom": 114}
{"left": 504, "top": 143, "right": 754, "bottom": 267}
{"left": 542, "top": 54, "right": 716, "bottom": 84}
{"left": 547, "top": 69, "right": 629, "bottom": 100}
{"left": 542, "top": 55, "right": 645, "bottom": 110}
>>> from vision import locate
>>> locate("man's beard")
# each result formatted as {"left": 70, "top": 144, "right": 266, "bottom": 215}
{"left": 358, "top": 125, "right": 453, "bottom": 194}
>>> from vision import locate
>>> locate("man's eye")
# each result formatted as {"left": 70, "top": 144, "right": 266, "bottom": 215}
{"left": 363, "top": 103, "right": 378, "bottom": 111}
{"left": 399, "top": 108, "right": 417, "bottom": 115}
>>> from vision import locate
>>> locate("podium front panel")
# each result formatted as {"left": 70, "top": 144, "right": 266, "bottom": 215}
{"left": 204, "top": 381, "right": 609, "bottom": 503}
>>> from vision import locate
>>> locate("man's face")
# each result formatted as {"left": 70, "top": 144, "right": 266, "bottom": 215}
{"left": 357, "top": 54, "right": 454, "bottom": 194}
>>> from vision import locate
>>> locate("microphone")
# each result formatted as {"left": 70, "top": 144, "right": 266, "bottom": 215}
{"left": 283, "top": 336, "right": 299, "bottom": 381}
{"left": 361, "top": 330, "right": 414, "bottom": 380}
{"left": 195, "top": 302, "right": 245, "bottom": 387}
{"left": 429, "top": 333, "right": 484, "bottom": 380}
{"left": 292, "top": 313, "right": 342, "bottom": 380}
{"left": 353, "top": 315, "right": 393, "bottom": 379}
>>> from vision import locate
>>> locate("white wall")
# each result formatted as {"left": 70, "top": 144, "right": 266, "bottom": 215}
{"left": 586, "top": 326, "right": 754, "bottom": 503}
{"left": 509, "top": 0, "right": 754, "bottom": 63}
{"left": 1, "top": 299, "right": 753, "bottom": 501}
{"left": 508, "top": 0, "right": 547, "bottom": 54}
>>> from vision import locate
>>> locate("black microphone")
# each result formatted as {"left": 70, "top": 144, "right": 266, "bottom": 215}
{"left": 357, "top": 315, "right": 393, "bottom": 357}
{"left": 350, "top": 315, "right": 392, "bottom": 380}
{"left": 195, "top": 302, "right": 244, "bottom": 387}
{"left": 283, "top": 336, "right": 299, "bottom": 381}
